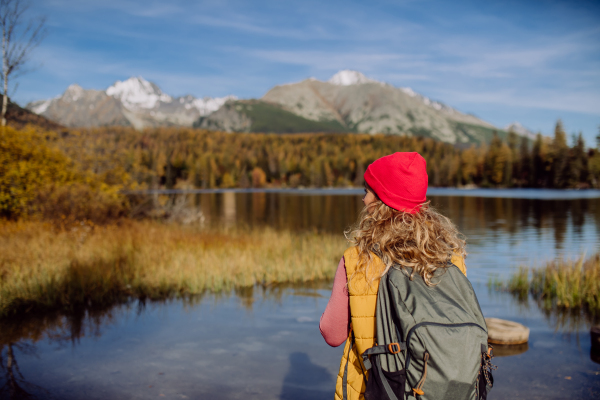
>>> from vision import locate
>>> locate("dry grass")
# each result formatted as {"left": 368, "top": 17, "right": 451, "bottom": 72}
{"left": 507, "top": 253, "right": 600, "bottom": 313}
{"left": 0, "top": 220, "right": 347, "bottom": 317}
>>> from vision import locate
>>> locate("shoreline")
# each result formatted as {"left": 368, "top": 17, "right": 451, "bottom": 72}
{"left": 123, "top": 187, "right": 600, "bottom": 199}
{"left": 0, "top": 220, "right": 346, "bottom": 318}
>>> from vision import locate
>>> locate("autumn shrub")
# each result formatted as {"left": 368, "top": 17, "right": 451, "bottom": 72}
{"left": 34, "top": 182, "right": 127, "bottom": 224}
{"left": 0, "top": 126, "right": 126, "bottom": 221}
{"left": 1, "top": 126, "right": 75, "bottom": 217}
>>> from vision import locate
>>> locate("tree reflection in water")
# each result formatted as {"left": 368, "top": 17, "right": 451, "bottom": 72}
{"left": 0, "top": 282, "right": 334, "bottom": 400}
{"left": 139, "top": 192, "right": 599, "bottom": 251}
{"left": 497, "top": 281, "right": 599, "bottom": 334}
{"left": 0, "top": 343, "right": 48, "bottom": 400}
{"left": 0, "top": 302, "right": 133, "bottom": 400}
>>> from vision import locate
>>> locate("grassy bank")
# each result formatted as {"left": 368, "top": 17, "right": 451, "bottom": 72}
{"left": 505, "top": 253, "right": 600, "bottom": 313}
{"left": 0, "top": 220, "right": 346, "bottom": 318}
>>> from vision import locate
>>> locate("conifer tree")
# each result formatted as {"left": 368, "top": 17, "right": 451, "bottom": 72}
{"left": 532, "top": 133, "right": 545, "bottom": 187}
{"left": 460, "top": 145, "right": 478, "bottom": 185}
{"left": 590, "top": 128, "right": 600, "bottom": 188}
{"left": 506, "top": 129, "right": 518, "bottom": 186}
{"left": 518, "top": 136, "right": 530, "bottom": 186}
{"left": 551, "top": 120, "right": 569, "bottom": 188}
{"left": 569, "top": 132, "right": 588, "bottom": 187}
{"left": 36, "top": 125, "right": 600, "bottom": 190}
{"left": 484, "top": 132, "right": 506, "bottom": 185}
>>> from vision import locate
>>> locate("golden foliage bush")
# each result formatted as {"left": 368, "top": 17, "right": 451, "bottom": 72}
{"left": 0, "top": 127, "right": 77, "bottom": 217}
{"left": 34, "top": 183, "right": 127, "bottom": 223}
{"left": 0, "top": 126, "right": 126, "bottom": 221}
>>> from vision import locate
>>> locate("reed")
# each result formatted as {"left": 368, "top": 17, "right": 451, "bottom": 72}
{"left": 506, "top": 267, "right": 529, "bottom": 301}
{"left": 0, "top": 220, "right": 347, "bottom": 318}
{"left": 506, "top": 253, "right": 600, "bottom": 312}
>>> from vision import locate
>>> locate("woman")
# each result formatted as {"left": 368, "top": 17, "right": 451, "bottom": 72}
{"left": 320, "top": 152, "right": 467, "bottom": 400}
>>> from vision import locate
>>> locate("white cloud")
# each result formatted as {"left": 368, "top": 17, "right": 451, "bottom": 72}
{"left": 22, "top": 0, "right": 600, "bottom": 123}
{"left": 42, "top": 0, "right": 184, "bottom": 18}
{"left": 30, "top": 46, "right": 130, "bottom": 81}
{"left": 241, "top": 49, "right": 427, "bottom": 74}
{"left": 438, "top": 87, "right": 600, "bottom": 115}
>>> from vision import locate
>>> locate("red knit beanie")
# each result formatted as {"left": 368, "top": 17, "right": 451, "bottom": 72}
{"left": 363, "top": 152, "right": 428, "bottom": 214}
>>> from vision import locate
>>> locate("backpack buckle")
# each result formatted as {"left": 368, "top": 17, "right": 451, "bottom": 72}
{"left": 388, "top": 343, "right": 401, "bottom": 354}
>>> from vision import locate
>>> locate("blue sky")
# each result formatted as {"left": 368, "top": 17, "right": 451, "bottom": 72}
{"left": 16, "top": 0, "right": 600, "bottom": 144}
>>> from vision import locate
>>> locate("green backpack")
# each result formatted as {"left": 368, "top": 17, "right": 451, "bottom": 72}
{"left": 361, "top": 264, "right": 495, "bottom": 400}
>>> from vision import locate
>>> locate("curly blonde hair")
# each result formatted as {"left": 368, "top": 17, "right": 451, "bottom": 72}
{"left": 345, "top": 199, "right": 466, "bottom": 287}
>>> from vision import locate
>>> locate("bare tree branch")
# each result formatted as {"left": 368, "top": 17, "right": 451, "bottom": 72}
{"left": 0, "top": 0, "right": 47, "bottom": 126}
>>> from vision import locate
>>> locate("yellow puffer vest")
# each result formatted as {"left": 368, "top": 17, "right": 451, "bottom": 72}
{"left": 334, "top": 247, "right": 467, "bottom": 400}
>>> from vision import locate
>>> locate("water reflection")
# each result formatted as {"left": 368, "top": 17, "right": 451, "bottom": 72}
{"left": 492, "top": 343, "right": 529, "bottom": 357}
{"left": 223, "top": 191, "right": 236, "bottom": 227}
{"left": 280, "top": 352, "right": 333, "bottom": 400}
{"left": 1, "top": 282, "right": 599, "bottom": 399}
{"left": 2, "top": 191, "right": 599, "bottom": 399}
{"left": 0, "top": 283, "right": 349, "bottom": 400}
{"left": 539, "top": 305, "right": 599, "bottom": 333}
{"left": 0, "top": 306, "right": 122, "bottom": 400}
{"left": 129, "top": 191, "right": 600, "bottom": 285}
{"left": 128, "top": 192, "right": 600, "bottom": 247}
{"left": 0, "top": 343, "right": 49, "bottom": 400}
{"left": 431, "top": 196, "right": 596, "bottom": 250}
{"left": 0, "top": 283, "right": 330, "bottom": 349}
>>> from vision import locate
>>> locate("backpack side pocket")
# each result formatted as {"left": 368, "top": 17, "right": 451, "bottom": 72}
{"left": 364, "top": 355, "right": 406, "bottom": 400}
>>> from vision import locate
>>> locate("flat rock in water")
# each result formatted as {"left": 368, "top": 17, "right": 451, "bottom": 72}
{"left": 486, "top": 317, "right": 530, "bottom": 345}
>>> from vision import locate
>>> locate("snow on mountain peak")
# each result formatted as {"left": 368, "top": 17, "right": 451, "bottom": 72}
{"left": 30, "top": 99, "right": 52, "bottom": 114}
{"left": 505, "top": 122, "right": 536, "bottom": 139}
{"left": 188, "top": 95, "right": 237, "bottom": 115}
{"left": 505, "top": 122, "right": 526, "bottom": 131}
{"left": 399, "top": 86, "right": 457, "bottom": 114}
{"left": 63, "top": 84, "right": 85, "bottom": 102}
{"left": 328, "top": 70, "right": 378, "bottom": 86}
{"left": 106, "top": 76, "right": 172, "bottom": 109}
{"left": 400, "top": 87, "right": 417, "bottom": 97}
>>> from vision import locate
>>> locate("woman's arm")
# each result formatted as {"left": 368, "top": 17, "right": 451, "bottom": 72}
{"left": 319, "top": 256, "right": 350, "bottom": 347}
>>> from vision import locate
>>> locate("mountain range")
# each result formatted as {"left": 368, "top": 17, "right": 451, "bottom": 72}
{"left": 27, "top": 77, "right": 236, "bottom": 129}
{"left": 27, "top": 70, "right": 525, "bottom": 144}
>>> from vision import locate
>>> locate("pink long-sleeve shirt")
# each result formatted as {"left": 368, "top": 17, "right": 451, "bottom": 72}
{"left": 319, "top": 254, "right": 467, "bottom": 348}
{"left": 319, "top": 257, "right": 350, "bottom": 347}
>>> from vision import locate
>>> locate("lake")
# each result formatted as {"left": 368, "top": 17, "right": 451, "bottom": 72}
{"left": 1, "top": 189, "right": 600, "bottom": 399}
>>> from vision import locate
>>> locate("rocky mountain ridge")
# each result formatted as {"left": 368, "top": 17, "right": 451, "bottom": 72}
{"left": 504, "top": 122, "right": 537, "bottom": 139}
{"left": 27, "top": 77, "right": 236, "bottom": 129}
{"left": 28, "top": 70, "right": 512, "bottom": 144}
{"left": 199, "top": 70, "right": 501, "bottom": 144}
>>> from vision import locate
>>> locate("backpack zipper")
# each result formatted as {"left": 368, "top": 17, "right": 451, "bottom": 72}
{"left": 404, "top": 321, "right": 487, "bottom": 370}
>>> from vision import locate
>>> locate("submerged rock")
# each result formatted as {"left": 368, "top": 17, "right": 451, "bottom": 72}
{"left": 486, "top": 317, "right": 530, "bottom": 345}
